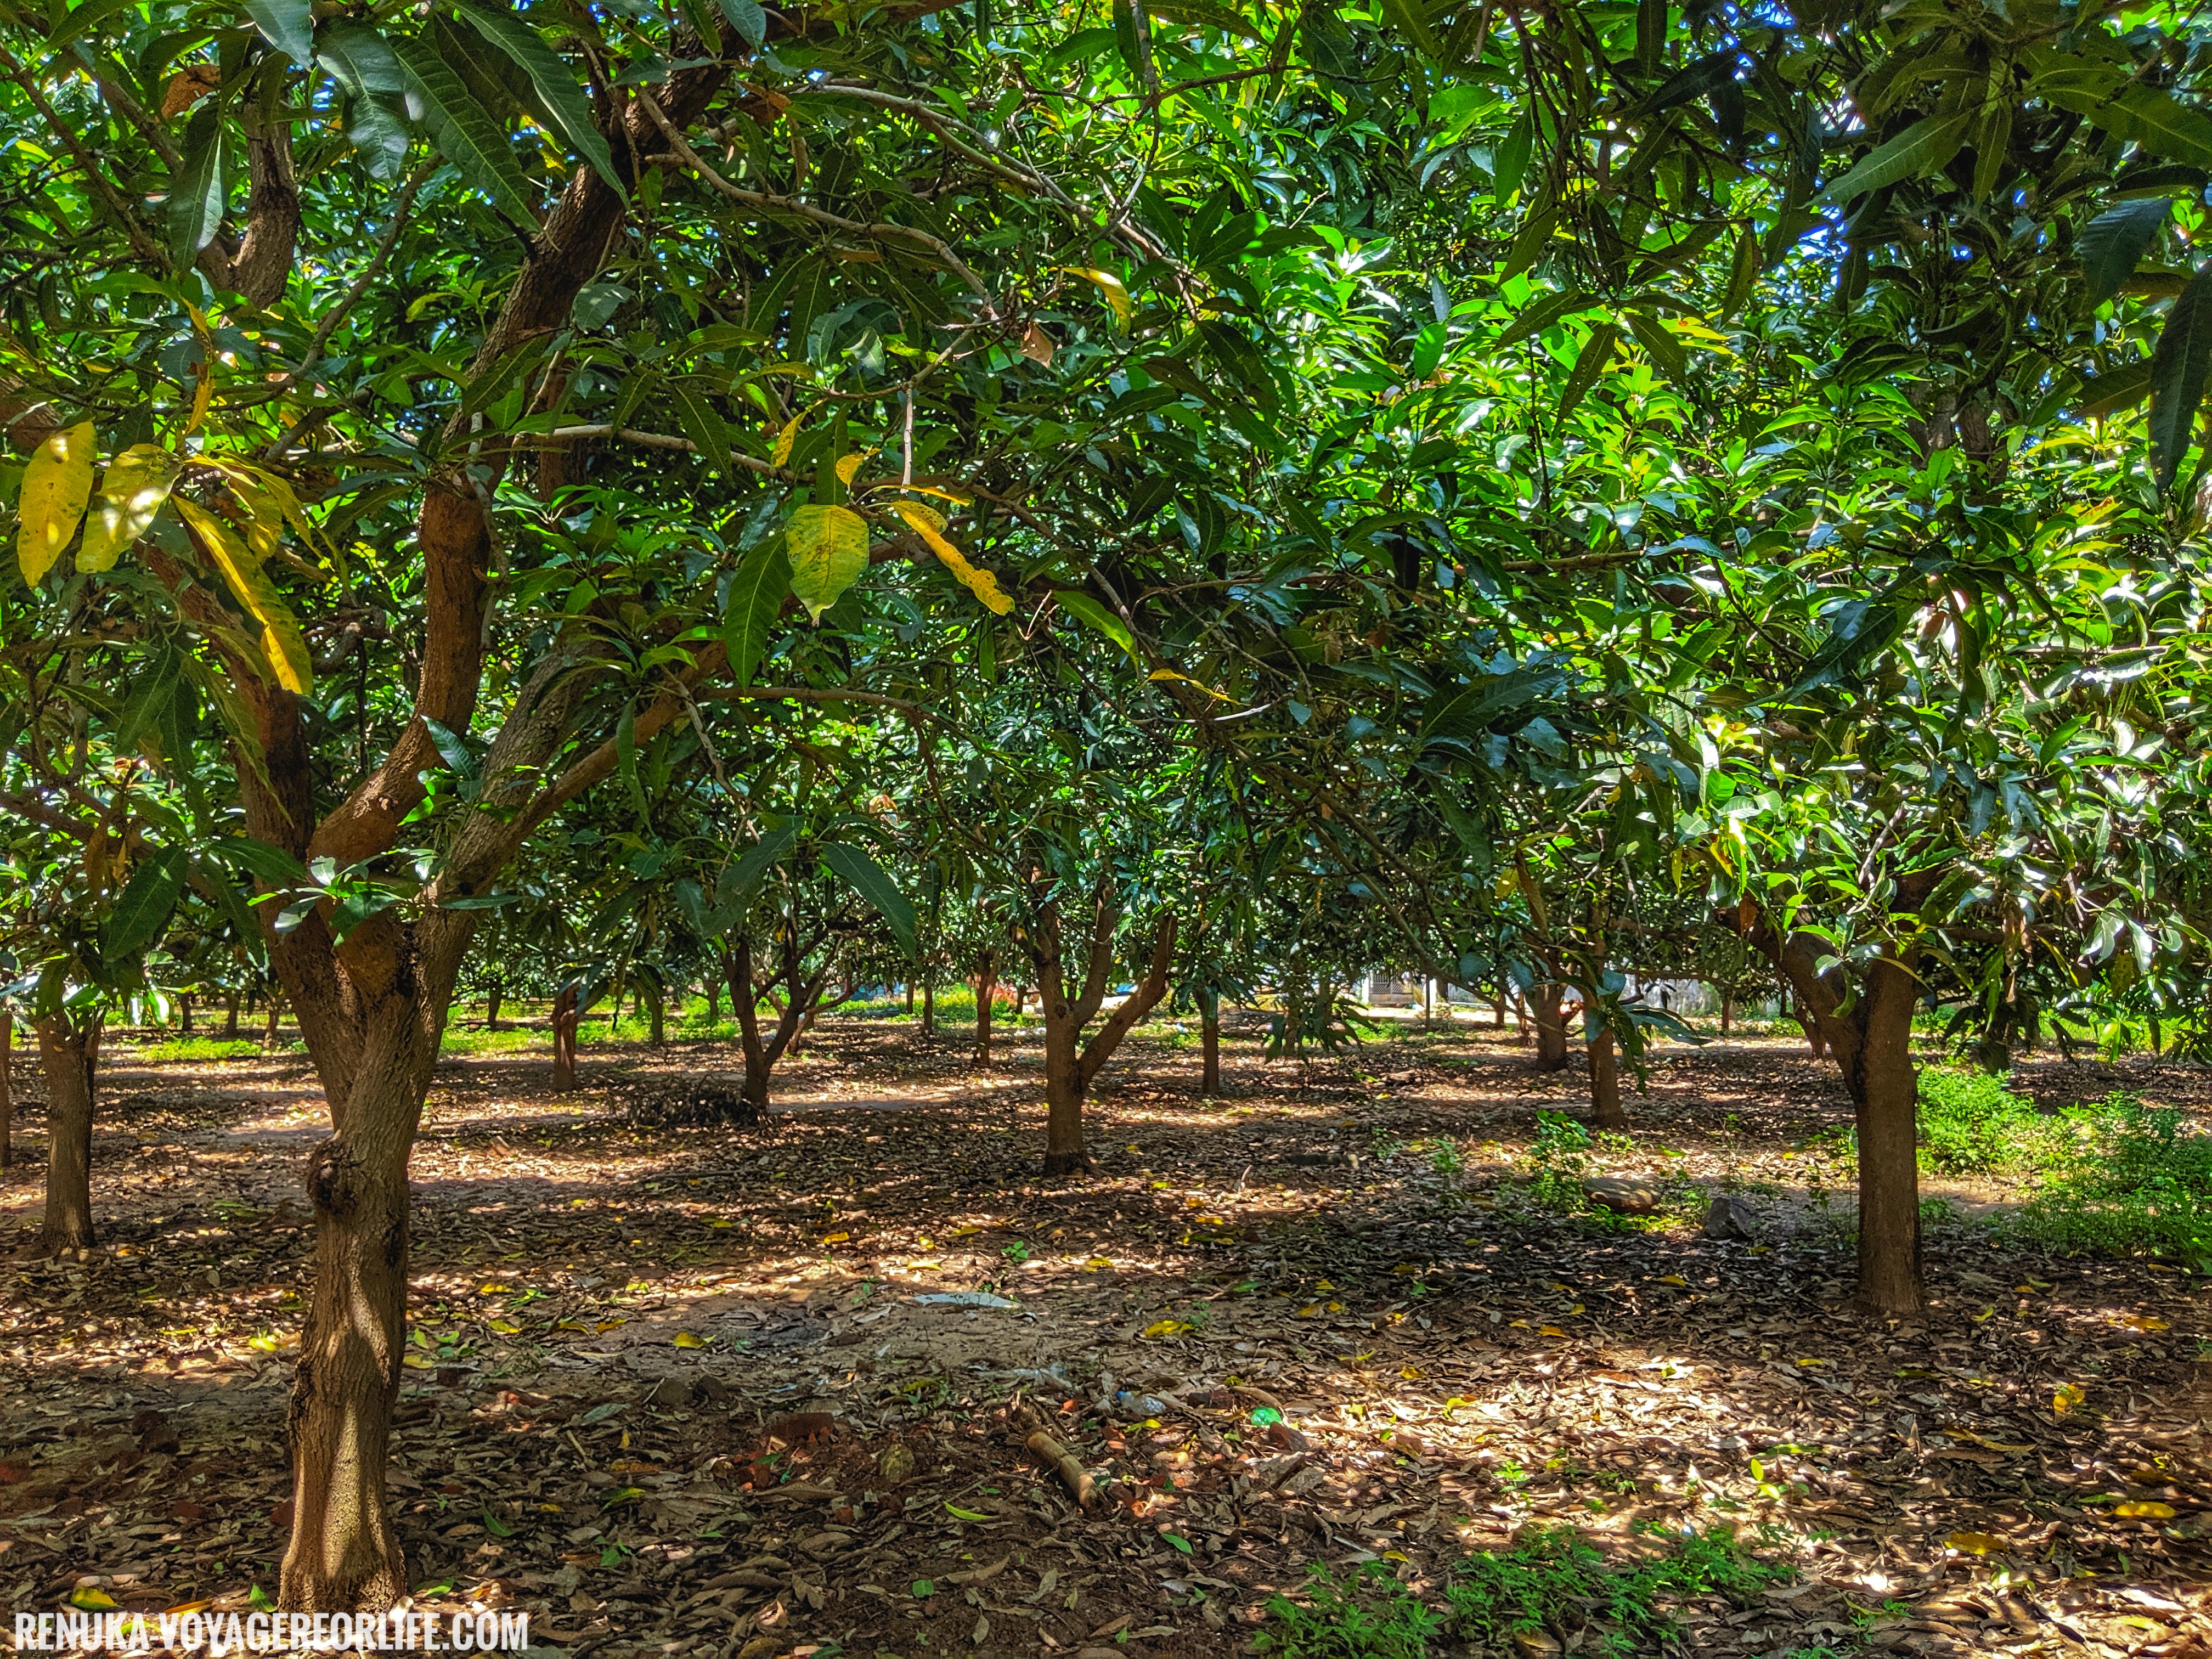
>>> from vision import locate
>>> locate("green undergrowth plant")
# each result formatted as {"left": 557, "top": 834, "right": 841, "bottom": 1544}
{"left": 1447, "top": 1524, "right": 1793, "bottom": 1657}
{"left": 1916, "top": 1069, "right": 2048, "bottom": 1174}
{"left": 2022, "top": 1094, "right": 2212, "bottom": 1270}
{"left": 1523, "top": 1110, "right": 1592, "bottom": 1210}
{"left": 132, "top": 1037, "right": 266, "bottom": 1063}
{"left": 1256, "top": 1562, "right": 1442, "bottom": 1659}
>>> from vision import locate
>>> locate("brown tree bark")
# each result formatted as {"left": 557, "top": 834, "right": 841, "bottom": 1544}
{"left": 1199, "top": 983, "right": 1221, "bottom": 1096}
{"left": 551, "top": 986, "right": 579, "bottom": 1090}
{"left": 1737, "top": 900, "right": 1929, "bottom": 1314}
{"left": 922, "top": 978, "right": 935, "bottom": 1037}
{"left": 179, "top": 992, "right": 194, "bottom": 1035}
{"left": 223, "top": 990, "right": 240, "bottom": 1038}
{"left": 974, "top": 950, "right": 997, "bottom": 1068}
{"left": 265, "top": 991, "right": 283, "bottom": 1049}
{"left": 36, "top": 1014, "right": 101, "bottom": 1254}
{"left": 1720, "top": 990, "right": 1734, "bottom": 1035}
{"left": 484, "top": 984, "right": 503, "bottom": 1032}
{"left": 644, "top": 978, "right": 665, "bottom": 1047}
{"left": 729, "top": 936, "right": 844, "bottom": 1120}
{"left": 1588, "top": 1021, "right": 1625, "bottom": 1131}
{"left": 1532, "top": 983, "right": 1570, "bottom": 1071}
{"left": 1019, "top": 895, "right": 1178, "bottom": 1176}
{"left": 1, "top": 1006, "right": 13, "bottom": 1171}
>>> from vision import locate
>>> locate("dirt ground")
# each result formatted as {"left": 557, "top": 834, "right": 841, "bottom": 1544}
{"left": 2, "top": 1012, "right": 2209, "bottom": 1659}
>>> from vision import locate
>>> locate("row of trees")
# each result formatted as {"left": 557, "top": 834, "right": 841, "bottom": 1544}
{"left": 7, "top": 0, "right": 2212, "bottom": 1616}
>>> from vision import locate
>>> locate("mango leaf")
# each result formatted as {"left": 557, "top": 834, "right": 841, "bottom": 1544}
{"left": 170, "top": 103, "right": 232, "bottom": 262}
{"left": 173, "top": 498, "right": 314, "bottom": 693}
{"left": 723, "top": 538, "right": 791, "bottom": 686}
{"left": 452, "top": 3, "right": 624, "bottom": 195}
{"left": 666, "top": 382, "right": 730, "bottom": 473}
{"left": 1820, "top": 109, "right": 1973, "bottom": 205}
{"left": 718, "top": 0, "right": 767, "bottom": 48}
{"left": 15, "top": 419, "right": 97, "bottom": 585}
{"left": 244, "top": 0, "right": 315, "bottom": 66}
{"left": 1373, "top": 0, "right": 1442, "bottom": 57}
{"left": 78, "top": 445, "right": 182, "bottom": 573}
{"left": 1064, "top": 266, "right": 1132, "bottom": 329}
{"left": 785, "top": 503, "right": 870, "bottom": 622}
{"left": 391, "top": 35, "right": 540, "bottom": 225}
{"left": 727, "top": 826, "right": 798, "bottom": 904}
{"left": 2043, "top": 79, "right": 2212, "bottom": 172}
{"left": 318, "top": 22, "right": 411, "bottom": 179}
{"left": 821, "top": 841, "right": 917, "bottom": 955}
{"left": 1557, "top": 321, "right": 1619, "bottom": 421}
{"left": 103, "top": 844, "right": 189, "bottom": 959}
{"left": 2080, "top": 197, "right": 2175, "bottom": 306}
{"left": 1054, "top": 590, "right": 1136, "bottom": 659}
{"left": 887, "top": 501, "right": 1014, "bottom": 614}
{"left": 2074, "top": 358, "right": 2154, "bottom": 417}
{"left": 1496, "top": 288, "right": 1598, "bottom": 351}
{"left": 2149, "top": 263, "right": 2212, "bottom": 487}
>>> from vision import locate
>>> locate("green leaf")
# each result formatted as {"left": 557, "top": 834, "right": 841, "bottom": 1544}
{"left": 1163, "top": 1532, "right": 1194, "bottom": 1554}
{"left": 723, "top": 538, "right": 791, "bottom": 686}
{"left": 103, "top": 845, "right": 188, "bottom": 959}
{"left": 944, "top": 1503, "right": 991, "bottom": 1521}
{"left": 2041, "top": 77, "right": 2212, "bottom": 172}
{"left": 1640, "top": 49, "right": 1736, "bottom": 115}
{"left": 481, "top": 1509, "right": 514, "bottom": 1538}
{"left": 785, "top": 504, "right": 870, "bottom": 622}
{"left": 244, "top": 0, "right": 315, "bottom": 66}
{"left": 1496, "top": 289, "right": 1598, "bottom": 351}
{"left": 1623, "top": 309, "right": 1688, "bottom": 383}
{"left": 2079, "top": 198, "right": 2175, "bottom": 307}
{"left": 391, "top": 34, "right": 540, "bottom": 225}
{"left": 717, "top": 0, "right": 767, "bottom": 48}
{"left": 1718, "top": 226, "right": 1760, "bottom": 322}
{"left": 2149, "top": 263, "right": 2212, "bottom": 488}
{"left": 727, "top": 827, "right": 798, "bottom": 904}
{"left": 1054, "top": 591, "right": 1137, "bottom": 659}
{"left": 451, "top": 3, "right": 625, "bottom": 195}
{"left": 821, "top": 842, "right": 917, "bottom": 955}
{"left": 1556, "top": 321, "right": 1619, "bottom": 421}
{"left": 1819, "top": 109, "right": 1973, "bottom": 205}
{"left": 2074, "top": 358, "right": 2154, "bottom": 419}
{"left": 77, "top": 445, "right": 180, "bottom": 573}
{"left": 170, "top": 103, "right": 232, "bottom": 263}
{"left": 318, "top": 23, "right": 412, "bottom": 178}
{"left": 1374, "top": 0, "right": 1442, "bottom": 55}
{"left": 666, "top": 382, "right": 730, "bottom": 474}
{"left": 205, "top": 836, "right": 308, "bottom": 887}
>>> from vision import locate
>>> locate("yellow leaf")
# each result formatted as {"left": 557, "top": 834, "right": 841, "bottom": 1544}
{"left": 479, "top": 1283, "right": 511, "bottom": 1294}
{"left": 1086, "top": 1256, "right": 1114, "bottom": 1268}
{"left": 2052, "top": 1383, "right": 2085, "bottom": 1415}
{"left": 1658, "top": 1274, "right": 1687, "bottom": 1286}
{"left": 16, "top": 419, "right": 97, "bottom": 584}
{"left": 77, "top": 444, "right": 180, "bottom": 573}
{"left": 2121, "top": 1314, "right": 2170, "bottom": 1332}
{"left": 1539, "top": 1325, "right": 1567, "bottom": 1338}
{"left": 2114, "top": 1501, "right": 2176, "bottom": 1519}
{"left": 771, "top": 410, "right": 806, "bottom": 467}
{"left": 1142, "top": 1319, "right": 1190, "bottom": 1339}
{"left": 1794, "top": 1358, "right": 1827, "bottom": 1368}
{"left": 173, "top": 497, "right": 314, "bottom": 693}
{"left": 1146, "top": 667, "right": 1238, "bottom": 701}
{"left": 489, "top": 1319, "right": 522, "bottom": 1335}
{"left": 1946, "top": 1531, "right": 2007, "bottom": 1555}
{"left": 785, "top": 503, "right": 870, "bottom": 622}
{"left": 555, "top": 1318, "right": 588, "bottom": 1333}
{"left": 952, "top": 1224, "right": 981, "bottom": 1236}
{"left": 1325, "top": 1301, "right": 1344, "bottom": 1314}
{"left": 707, "top": 1217, "right": 733, "bottom": 1228}
{"left": 887, "top": 500, "right": 1014, "bottom": 615}
{"left": 822, "top": 1231, "right": 850, "bottom": 1244}
{"left": 1064, "top": 267, "right": 1132, "bottom": 329}
{"left": 1565, "top": 1304, "right": 1585, "bottom": 1315}
{"left": 161, "top": 1602, "right": 211, "bottom": 1618}
{"left": 907, "top": 1259, "right": 941, "bottom": 1269}
{"left": 70, "top": 1588, "right": 120, "bottom": 1611}
{"left": 596, "top": 1317, "right": 626, "bottom": 1332}
{"left": 402, "top": 1352, "right": 433, "bottom": 1368}
{"left": 1294, "top": 1303, "right": 1323, "bottom": 1319}
{"left": 673, "top": 1331, "right": 707, "bottom": 1349}
{"left": 1314, "top": 1280, "right": 1335, "bottom": 1291}
{"left": 1399, "top": 1367, "right": 1423, "bottom": 1380}
{"left": 835, "top": 450, "right": 868, "bottom": 486}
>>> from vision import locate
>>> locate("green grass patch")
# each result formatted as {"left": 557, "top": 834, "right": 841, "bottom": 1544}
{"left": 132, "top": 1037, "right": 266, "bottom": 1063}
{"left": 1260, "top": 1527, "right": 1795, "bottom": 1658}
{"left": 1917, "top": 1068, "right": 2046, "bottom": 1174}
{"left": 2022, "top": 1093, "right": 2212, "bottom": 1270}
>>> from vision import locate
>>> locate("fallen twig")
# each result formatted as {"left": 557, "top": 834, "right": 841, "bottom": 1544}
{"left": 1026, "top": 1429, "right": 1098, "bottom": 1508}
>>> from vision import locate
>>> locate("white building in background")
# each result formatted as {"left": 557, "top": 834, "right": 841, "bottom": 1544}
{"left": 1359, "top": 974, "right": 1717, "bottom": 1014}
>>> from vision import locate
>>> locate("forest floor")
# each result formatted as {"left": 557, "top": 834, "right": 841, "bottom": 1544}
{"left": 2, "top": 1012, "right": 2210, "bottom": 1659}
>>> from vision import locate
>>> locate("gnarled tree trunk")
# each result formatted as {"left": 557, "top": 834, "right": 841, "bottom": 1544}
{"left": 1021, "top": 895, "right": 1178, "bottom": 1177}
{"left": 36, "top": 1014, "right": 99, "bottom": 1253}
{"left": 1, "top": 1006, "right": 13, "bottom": 1171}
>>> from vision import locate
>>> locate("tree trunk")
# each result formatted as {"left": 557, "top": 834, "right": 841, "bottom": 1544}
{"left": 1, "top": 1006, "right": 13, "bottom": 1171}
{"left": 922, "top": 978, "right": 935, "bottom": 1037}
{"left": 485, "top": 985, "right": 502, "bottom": 1032}
{"left": 1532, "top": 983, "right": 1569, "bottom": 1070}
{"left": 1200, "top": 983, "right": 1221, "bottom": 1096}
{"left": 1492, "top": 988, "right": 1506, "bottom": 1028}
{"left": 551, "top": 986, "right": 578, "bottom": 1090}
{"left": 904, "top": 980, "right": 914, "bottom": 1015}
{"left": 644, "top": 979, "right": 664, "bottom": 1046}
{"left": 266, "top": 992, "right": 283, "bottom": 1049}
{"left": 974, "top": 950, "right": 996, "bottom": 1068}
{"left": 223, "top": 990, "right": 241, "bottom": 1038}
{"left": 707, "top": 977, "right": 720, "bottom": 1023}
{"left": 1720, "top": 990, "right": 1734, "bottom": 1035}
{"left": 37, "top": 1015, "right": 100, "bottom": 1254}
{"left": 1588, "top": 1022, "right": 1626, "bottom": 1131}
{"left": 180, "top": 992, "right": 194, "bottom": 1035}
{"left": 1739, "top": 904, "right": 1927, "bottom": 1315}
{"left": 1841, "top": 961, "right": 1925, "bottom": 1315}
{"left": 726, "top": 940, "right": 772, "bottom": 1126}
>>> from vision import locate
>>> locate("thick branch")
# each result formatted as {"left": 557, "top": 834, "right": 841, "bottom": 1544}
{"left": 1077, "top": 912, "right": 1178, "bottom": 1087}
